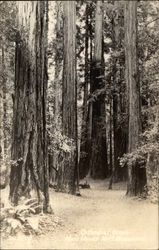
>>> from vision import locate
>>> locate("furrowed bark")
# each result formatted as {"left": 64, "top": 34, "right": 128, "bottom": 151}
{"left": 9, "top": 2, "right": 51, "bottom": 212}
{"left": 125, "top": 1, "right": 144, "bottom": 196}
{"left": 59, "top": 1, "right": 77, "bottom": 194}
{"left": 0, "top": 42, "right": 5, "bottom": 188}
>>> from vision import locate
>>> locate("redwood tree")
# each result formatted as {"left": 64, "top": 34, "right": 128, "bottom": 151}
{"left": 0, "top": 43, "right": 5, "bottom": 188}
{"left": 59, "top": 1, "right": 77, "bottom": 194}
{"left": 125, "top": 1, "right": 142, "bottom": 196}
{"left": 90, "top": 1, "right": 108, "bottom": 179}
{"left": 9, "top": 2, "right": 51, "bottom": 212}
{"left": 112, "top": 1, "right": 127, "bottom": 182}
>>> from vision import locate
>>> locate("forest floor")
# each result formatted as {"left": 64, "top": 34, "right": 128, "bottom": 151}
{"left": 1, "top": 178, "right": 158, "bottom": 250}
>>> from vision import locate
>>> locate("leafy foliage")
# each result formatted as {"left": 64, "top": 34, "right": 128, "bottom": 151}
{"left": 0, "top": 198, "right": 61, "bottom": 238}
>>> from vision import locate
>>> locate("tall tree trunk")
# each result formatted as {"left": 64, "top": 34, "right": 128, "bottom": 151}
{"left": 0, "top": 43, "right": 5, "bottom": 188}
{"left": 60, "top": 1, "right": 77, "bottom": 194}
{"left": 109, "top": 99, "right": 113, "bottom": 174}
{"left": 90, "top": 1, "right": 108, "bottom": 179}
{"left": 79, "top": 3, "right": 89, "bottom": 179}
{"left": 1, "top": 46, "right": 7, "bottom": 156}
{"left": 9, "top": 2, "right": 51, "bottom": 212}
{"left": 49, "top": 1, "right": 63, "bottom": 184}
{"left": 125, "top": 1, "right": 142, "bottom": 196}
{"left": 108, "top": 99, "right": 113, "bottom": 189}
{"left": 86, "top": 7, "right": 93, "bottom": 177}
{"left": 112, "top": 11, "right": 119, "bottom": 180}
{"left": 110, "top": 1, "right": 127, "bottom": 182}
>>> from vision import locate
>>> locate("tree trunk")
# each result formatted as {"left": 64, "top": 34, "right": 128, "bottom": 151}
{"left": 79, "top": 3, "right": 89, "bottom": 179}
{"left": 60, "top": 1, "right": 77, "bottom": 194}
{"left": 49, "top": 1, "right": 63, "bottom": 184}
{"left": 9, "top": 2, "right": 51, "bottom": 212}
{"left": 0, "top": 43, "right": 5, "bottom": 189}
{"left": 86, "top": 7, "right": 93, "bottom": 178}
{"left": 90, "top": 1, "right": 108, "bottom": 179}
{"left": 109, "top": 100, "right": 113, "bottom": 175}
{"left": 108, "top": 99, "right": 113, "bottom": 189}
{"left": 1, "top": 46, "right": 8, "bottom": 156}
{"left": 125, "top": 1, "right": 142, "bottom": 196}
{"left": 110, "top": 1, "right": 127, "bottom": 183}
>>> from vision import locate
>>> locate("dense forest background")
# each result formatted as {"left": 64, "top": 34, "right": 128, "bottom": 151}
{"left": 0, "top": 1, "right": 159, "bottom": 247}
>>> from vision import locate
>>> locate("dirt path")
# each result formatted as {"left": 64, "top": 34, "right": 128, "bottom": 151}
{"left": 2, "top": 179, "right": 158, "bottom": 249}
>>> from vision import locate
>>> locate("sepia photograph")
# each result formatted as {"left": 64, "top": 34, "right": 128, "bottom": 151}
{"left": 0, "top": 1, "right": 159, "bottom": 249}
